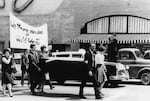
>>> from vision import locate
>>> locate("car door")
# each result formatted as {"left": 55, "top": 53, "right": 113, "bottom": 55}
{"left": 118, "top": 51, "right": 138, "bottom": 78}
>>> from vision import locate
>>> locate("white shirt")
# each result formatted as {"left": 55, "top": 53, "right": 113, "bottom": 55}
{"left": 95, "top": 52, "right": 105, "bottom": 65}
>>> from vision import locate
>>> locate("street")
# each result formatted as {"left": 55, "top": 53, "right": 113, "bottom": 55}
{"left": 0, "top": 80, "right": 149, "bottom": 101}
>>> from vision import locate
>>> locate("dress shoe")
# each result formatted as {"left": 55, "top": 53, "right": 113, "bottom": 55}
{"left": 96, "top": 96, "right": 103, "bottom": 99}
{"left": 9, "top": 93, "right": 13, "bottom": 97}
{"left": 79, "top": 95, "right": 87, "bottom": 99}
{"left": 40, "top": 89, "right": 46, "bottom": 94}
{"left": 100, "top": 93, "right": 104, "bottom": 97}
{"left": 9, "top": 94, "right": 13, "bottom": 97}
{"left": 31, "top": 91, "right": 36, "bottom": 95}
{"left": 30, "top": 87, "right": 36, "bottom": 95}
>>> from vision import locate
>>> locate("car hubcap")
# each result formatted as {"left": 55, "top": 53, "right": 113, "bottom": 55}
{"left": 141, "top": 73, "right": 150, "bottom": 85}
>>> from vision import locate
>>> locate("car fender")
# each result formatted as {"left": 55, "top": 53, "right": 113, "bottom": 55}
{"left": 137, "top": 67, "right": 150, "bottom": 79}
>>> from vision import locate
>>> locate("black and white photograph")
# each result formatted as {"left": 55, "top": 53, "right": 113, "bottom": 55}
{"left": 0, "top": 0, "right": 150, "bottom": 101}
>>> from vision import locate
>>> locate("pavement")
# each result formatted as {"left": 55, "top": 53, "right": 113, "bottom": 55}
{"left": 0, "top": 80, "right": 123, "bottom": 101}
{"left": 0, "top": 80, "right": 149, "bottom": 101}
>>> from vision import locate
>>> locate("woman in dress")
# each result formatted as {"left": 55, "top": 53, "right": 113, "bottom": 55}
{"left": 1, "top": 49, "right": 14, "bottom": 97}
{"left": 95, "top": 45, "right": 107, "bottom": 97}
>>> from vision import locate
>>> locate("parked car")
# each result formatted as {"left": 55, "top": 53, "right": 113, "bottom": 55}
{"left": 117, "top": 48, "right": 150, "bottom": 85}
{"left": 144, "top": 50, "right": 150, "bottom": 59}
{"left": 44, "top": 51, "right": 129, "bottom": 86}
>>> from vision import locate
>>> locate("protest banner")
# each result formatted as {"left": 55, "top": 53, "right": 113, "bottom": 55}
{"left": 10, "top": 13, "right": 48, "bottom": 50}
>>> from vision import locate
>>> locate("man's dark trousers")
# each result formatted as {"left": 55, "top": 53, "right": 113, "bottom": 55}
{"left": 79, "top": 69, "right": 101, "bottom": 98}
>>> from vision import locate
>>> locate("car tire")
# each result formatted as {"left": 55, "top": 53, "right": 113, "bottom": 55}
{"left": 141, "top": 73, "right": 150, "bottom": 85}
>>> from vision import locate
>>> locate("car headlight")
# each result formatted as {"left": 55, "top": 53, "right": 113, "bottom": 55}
{"left": 116, "top": 63, "right": 126, "bottom": 70}
{"left": 125, "top": 65, "right": 129, "bottom": 70}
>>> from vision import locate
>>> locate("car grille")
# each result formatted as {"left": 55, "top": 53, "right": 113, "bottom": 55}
{"left": 118, "top": 70, "right": 126, "bottom": 75}
{"left": 106, "top": 65, "right": 117, "bottom": 76}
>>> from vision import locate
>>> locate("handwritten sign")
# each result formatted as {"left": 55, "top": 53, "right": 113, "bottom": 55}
{"left": 10, "top": 13, "right": 48, "bottom": 50}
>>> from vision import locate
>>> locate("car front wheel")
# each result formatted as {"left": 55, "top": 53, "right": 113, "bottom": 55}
{"left": 141, "top": 73, "right": 150, "bottom": 85}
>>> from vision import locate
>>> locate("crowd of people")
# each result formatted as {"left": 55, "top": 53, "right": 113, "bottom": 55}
{"left": 0, "top": 34, "right": 118, "bottom": 99}
{"left": 1, "top": 44, "right": 55, "bottom": 97}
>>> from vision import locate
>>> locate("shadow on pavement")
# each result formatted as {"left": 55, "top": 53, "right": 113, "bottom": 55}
{"left": 26, "top": 92, "right": 81, "bottom": 100}
{"left": 51, "top": 82, "right": 126, "bottom": 88}
{"left": 12, "top": 90, "right": 82, "bottom": 100}
{"left": 41, "top": 92, "right": 78, "bottom": 98}
{"left": 121, "top": 81, "right": 142, "bottom": 85}
{"left": 105, "top": 85, "right": 125, "bottom": 88}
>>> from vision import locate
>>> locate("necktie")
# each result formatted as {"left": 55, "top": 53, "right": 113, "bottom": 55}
{"left": 92, "top": 54, "right": 95, "bottom": 68}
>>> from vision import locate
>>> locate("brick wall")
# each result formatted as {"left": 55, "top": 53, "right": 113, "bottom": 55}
{"left": 0, "top": 0, "right": 150, "bottom": 50}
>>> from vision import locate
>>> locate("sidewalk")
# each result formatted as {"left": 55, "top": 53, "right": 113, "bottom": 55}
{"left": 0, "top": 80, "right": 84, "bottom": 101}
{"left": 0, "top": 80, "right": 128, "bottom": 101}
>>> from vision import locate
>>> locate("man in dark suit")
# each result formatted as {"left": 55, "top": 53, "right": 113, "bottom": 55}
{"left": 79, "top": 43, "right": 103, "bottom": 99}
{"left": 108, "top": 33, "right": 118, "bottom": 62}
{"left": 28, "top": 44, "right": 41, "bottom": 95}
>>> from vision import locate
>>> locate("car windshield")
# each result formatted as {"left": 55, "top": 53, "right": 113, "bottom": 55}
{"left": 135, "top": 50, "right": 144, "bottom": 59}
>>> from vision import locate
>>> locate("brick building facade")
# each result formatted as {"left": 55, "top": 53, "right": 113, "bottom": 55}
{"left": 0, "top": 0, "right": 150, "bottom": 52}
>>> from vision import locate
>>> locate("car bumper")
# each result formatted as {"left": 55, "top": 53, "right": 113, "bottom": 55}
{"left": 109, "top": 74, "right": 129, "bottom": 81}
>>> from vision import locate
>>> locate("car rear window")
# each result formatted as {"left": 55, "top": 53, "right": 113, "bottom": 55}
{"left": 144, "top": 53, "right": 150, "bottom": 59}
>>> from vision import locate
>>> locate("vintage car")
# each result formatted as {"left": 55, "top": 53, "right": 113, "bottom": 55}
{"left": 117, "top": 48, "right": 150, "bottom": 85}
{"left": 144, "top": 50, "right": 150, "bottom": 59}
{"left": 44, "top": 51, "right": 129, "bottom": 86}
